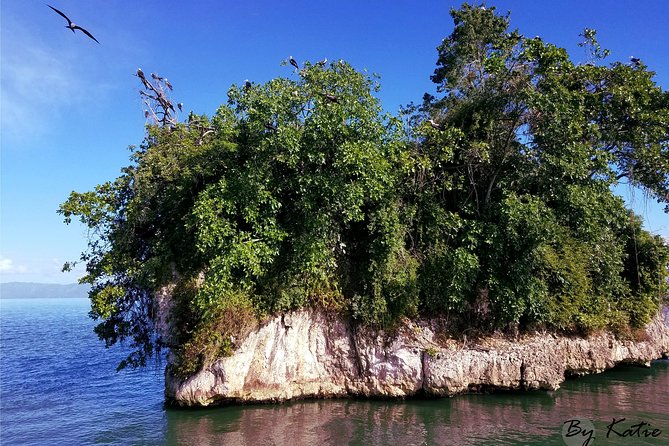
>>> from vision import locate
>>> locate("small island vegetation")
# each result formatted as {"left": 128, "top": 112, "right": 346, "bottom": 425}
{"left": 59, "top": 4, "right": 669, "bottom": 377}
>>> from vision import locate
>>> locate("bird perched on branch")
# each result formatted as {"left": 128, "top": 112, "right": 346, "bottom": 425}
{"left": 630, "top": 56, "right": 642, "bottom": 67}
{"left": 47, "top": 5, "right": 99, "bottom": 44}
{"left": 428, "top": 119, "right": 443, "bottom": 131}
{"left": 151, "top": 73, "right": 164, "bottom": 81}
{"left": 136, "top": 69, "right": 151, "bottom": 89}
{"left": 321, "top": 93, "right": 339, "bottom": 104}
{"left": 289, "top": 56, "right": 299, "bottom": 70}
{"left": 316, "top": 58, "right": 328, "bottom": 67}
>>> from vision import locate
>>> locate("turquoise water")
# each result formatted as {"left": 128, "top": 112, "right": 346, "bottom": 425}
{"left": 1, "top": 298, "right": 667, "bottom": 445}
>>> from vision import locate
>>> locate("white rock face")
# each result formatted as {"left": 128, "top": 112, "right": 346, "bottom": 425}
{"left": 154, "top": 283, "right": 176, "bottom": 346}
{"left": 164, "top": 307, "right": 669, "bottom": 407}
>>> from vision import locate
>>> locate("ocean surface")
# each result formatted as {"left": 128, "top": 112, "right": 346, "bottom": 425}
{"left": 1, "top": 297, "right": 668, "bottom": 445}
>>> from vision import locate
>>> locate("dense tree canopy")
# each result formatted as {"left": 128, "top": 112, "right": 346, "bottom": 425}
{"left": 60, "top": 3, "right": 669, "bottom": 376}
{"left": 410, "top": 4, "right": 669, "bottom": 332}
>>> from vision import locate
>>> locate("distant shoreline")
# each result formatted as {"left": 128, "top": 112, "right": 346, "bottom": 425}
{"left": 0, "top": 296, "right": 89, "bottom": 299}
{"left": 0, "top": 282, "right": 90, "bottom": 300}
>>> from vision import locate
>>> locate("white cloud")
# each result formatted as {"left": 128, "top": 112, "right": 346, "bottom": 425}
{"left": 0, "top": 257, "right": 13, "bottom": 272}
{"left": 0, "top": 254, "right": 84, "bottom": 283}
{"left": 0, "top": 256, "right": 28, "bottom": 274}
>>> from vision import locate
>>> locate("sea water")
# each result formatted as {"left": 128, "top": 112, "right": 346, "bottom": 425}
{"left": 1, "top": 297, "right": 667, "bottom": 445}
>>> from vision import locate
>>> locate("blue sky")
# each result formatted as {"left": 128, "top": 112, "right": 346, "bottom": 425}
{"left": 1, "top": 1, "right": 668, "bottom": 283}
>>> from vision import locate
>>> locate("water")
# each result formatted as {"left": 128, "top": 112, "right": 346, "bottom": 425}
{"left": 1, "top": 298, "right": 667, "bottom": 445}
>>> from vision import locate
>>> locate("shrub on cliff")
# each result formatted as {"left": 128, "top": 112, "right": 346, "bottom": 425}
{"left": 60, "top": 3, "right": 669, "bottom": 374}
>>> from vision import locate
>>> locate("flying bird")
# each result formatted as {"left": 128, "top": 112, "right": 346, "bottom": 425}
{"left": 151, "top": 73, "right": 164, "bottom": 81}
{"left": 289, "top": 56, "right": 299, "bottom": 70}
{"left": 47, "top": 5, "right": 100, "bottom": 44}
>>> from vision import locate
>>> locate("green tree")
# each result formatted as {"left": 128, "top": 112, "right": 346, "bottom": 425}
{"left": 61, "top": 4, "right": 669, "bottom": 375}
{"left": 60, "top": 60, "right": 415, "bottom": 374}
{"left": 413, "top": 3, "right": 668, "bottom": 331}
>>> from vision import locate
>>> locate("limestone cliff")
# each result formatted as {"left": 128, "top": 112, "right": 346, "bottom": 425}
{"left": 164, "top": 307, "right": 669, "bottom": 407}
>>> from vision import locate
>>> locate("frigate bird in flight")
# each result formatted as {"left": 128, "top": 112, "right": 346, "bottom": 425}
{"left": 47, "top": 5, "right": 100, "bottom": 44}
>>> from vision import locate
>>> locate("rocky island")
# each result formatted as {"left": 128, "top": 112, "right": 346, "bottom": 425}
{"left": 60, "top": 4, "right": 669, "bottom": 407}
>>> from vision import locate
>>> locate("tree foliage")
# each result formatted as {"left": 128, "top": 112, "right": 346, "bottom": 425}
{"left": 409, "top": 3, "right": 668, "bottom": 332}
{"left": 60, "top": 3, "right": 669, "bottom": 375}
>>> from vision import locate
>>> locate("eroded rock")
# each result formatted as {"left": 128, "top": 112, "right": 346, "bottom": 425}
{"left": 164, "top": 307, "right": 669, "bottom": 407}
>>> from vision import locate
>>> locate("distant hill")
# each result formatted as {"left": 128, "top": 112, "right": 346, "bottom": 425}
{"left": 0, "top": 282, "right": 91, "bottom": 299}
